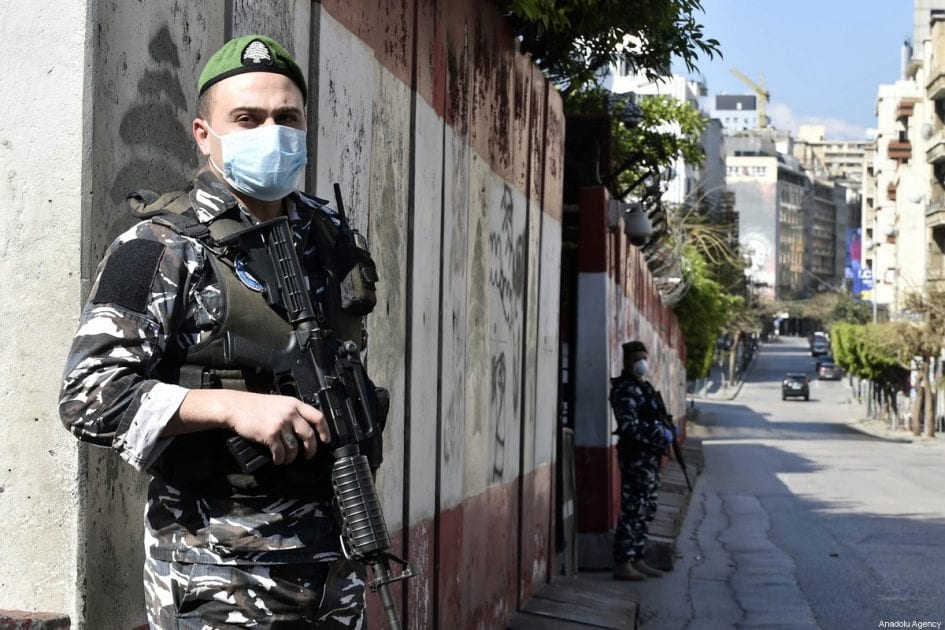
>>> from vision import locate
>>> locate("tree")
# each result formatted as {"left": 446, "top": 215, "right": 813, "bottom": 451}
{"left": 831, "top": 293, "right": 872, "bottom": 325}
{"left": 897, "top": 290, "right": 945, "bottom": 437}
{"left": 565, "top": 88, "right": 707, "bottom": 201}
{"left": 673, "top": 247, "right": 740, "bottom": 379}
{"left": 499, "top": 0, "right": 720, "bottom": 93}
{"left": 831, "top": 321, "right": 909, "bottom": 426}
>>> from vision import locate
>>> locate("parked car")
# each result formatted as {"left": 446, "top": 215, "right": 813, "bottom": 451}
{"left": 782, "top": 373, "right": 810, "bottom": 400}
{"left": 815, "top": 354, "right": 834, "bottom": 371}
{"left": 818, "top": 360, "right": 842, "bottom": 380}
{"left": 810, "top": 339, "right": 829, "bottom": 356}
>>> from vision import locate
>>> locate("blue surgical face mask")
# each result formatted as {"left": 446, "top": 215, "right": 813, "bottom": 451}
{"left": 207, "top": 124, "right": 307, "bottom": 201}
{"left": 633, "top": 359, "right": 649, "bottom": 378}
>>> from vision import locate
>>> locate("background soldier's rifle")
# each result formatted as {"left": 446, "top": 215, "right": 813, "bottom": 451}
{"left": 654, "top": 391, "right": 692, "bottom": 491}
{"left": 219, "top": 199, "right": 416, "bottom": 629}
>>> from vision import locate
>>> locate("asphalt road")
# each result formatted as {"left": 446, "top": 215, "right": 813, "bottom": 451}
{"left": 637, "top": 335, "right": 945, "bottom": 630}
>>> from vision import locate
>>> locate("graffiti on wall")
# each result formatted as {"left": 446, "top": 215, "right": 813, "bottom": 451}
{"left": 109, "top": 25, "right": 196, "bottom": 208}
{"left": 488, "top": 184, "right": 525, "bottom": 482}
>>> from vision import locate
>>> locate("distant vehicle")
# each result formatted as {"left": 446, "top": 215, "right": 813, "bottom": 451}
{"left": 818, "top": 361, "right": 842, "bottom": 380}
{"left": 815, "top": 354, "right": 834, "bottom": 371}
{"left": 782, "top": 373, "right": 810, "bottom": 401}
{"left": 811, "top": 339, "right": 829, "bottom": 357}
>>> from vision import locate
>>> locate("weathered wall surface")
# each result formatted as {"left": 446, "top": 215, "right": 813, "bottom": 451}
{"left": 316, "top": 2, "right": 563, "bottom": 626}
{"left": 0, "top": 0, "right": 89, "bottom": 621}
{"left": 10, "top": 0, "right": 562, "bottom": 627}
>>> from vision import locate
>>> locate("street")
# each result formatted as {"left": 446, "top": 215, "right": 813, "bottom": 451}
{"left": 638, "top": 335, "right": 945, "bottom": 629}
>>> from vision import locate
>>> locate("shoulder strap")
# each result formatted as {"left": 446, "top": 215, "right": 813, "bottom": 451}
{"left": 126, "top": 188, "right": 254, "bottom": 245}
{"left": 127, "top": 189, "right": 210, "bottom": 239}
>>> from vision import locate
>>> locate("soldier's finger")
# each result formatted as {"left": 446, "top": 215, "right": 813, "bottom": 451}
{"left": 270, "top": 438, "right": 287, "bottom": 466}
{"left": 298, "top": 403, "right": 331, "bottom": 444}
{"left": 292, "top": 419, "right": 318, "bottom": 459}
{"left": 281, "top": 427, "right": 300, "bottom": 464}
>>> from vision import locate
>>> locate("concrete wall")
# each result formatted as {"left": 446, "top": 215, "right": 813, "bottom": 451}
{"left": 3, "top": 1, "right": 563, "bottom": 627}
{"left": 0, "top": 0, "right": 90, "bottom": 621}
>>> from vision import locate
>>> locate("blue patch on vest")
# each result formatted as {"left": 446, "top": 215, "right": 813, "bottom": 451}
{"left": 235, "top": 254, "right": 264, "bottom": 292}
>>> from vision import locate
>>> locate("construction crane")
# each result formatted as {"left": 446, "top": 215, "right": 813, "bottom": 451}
{"left": 729, "top": 68, "right": 769, "bottom": 129}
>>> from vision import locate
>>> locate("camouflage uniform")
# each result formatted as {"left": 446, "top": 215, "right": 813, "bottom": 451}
{"left": 60, "top": 171, "right": 367, "bottom": 628}
{"left": 609, "top": 372, "right": 670, "bottom": 564}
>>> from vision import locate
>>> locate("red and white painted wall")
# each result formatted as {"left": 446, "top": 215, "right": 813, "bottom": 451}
{"left": 312, "top": 2, "right": 563, "bottom": 627}
{"left": 569, "top": 186, "right": 687, "bottom": 564}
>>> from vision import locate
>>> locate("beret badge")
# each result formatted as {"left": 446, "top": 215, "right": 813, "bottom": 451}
{"left": 242, "top": 40, "right": 274, "bottom": 66}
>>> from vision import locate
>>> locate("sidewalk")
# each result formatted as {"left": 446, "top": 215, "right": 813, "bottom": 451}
{"left": 843, "top": 412, "right": 945, "bottom": 444}
{"left": 507, "top": 438, "right": 705, "bottom": 629}
{"left": 506, "top": 345, "right": 756, "bottom": 627}
{"left": 506, "top": 345, "right": 755, "bottom": 628}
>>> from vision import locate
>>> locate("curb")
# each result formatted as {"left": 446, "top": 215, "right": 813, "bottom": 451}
{"left": 692, "top": 346, "right": 760, "bottom": 402}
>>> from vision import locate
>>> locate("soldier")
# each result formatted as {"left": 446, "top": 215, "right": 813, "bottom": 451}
{"left": 59, "top": 35, "right": 378, "bottom": 627}
{"left": 610, "top": 340, "right": 674, "bottom": 581}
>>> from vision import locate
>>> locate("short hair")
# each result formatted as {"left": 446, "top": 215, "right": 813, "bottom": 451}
{"left": 196, "top": 85, "right": 214, "bottom": 122}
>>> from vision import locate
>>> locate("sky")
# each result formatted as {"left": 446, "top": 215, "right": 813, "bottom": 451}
{"left": 676, "top": 0, "right": 915, "bottom": 141}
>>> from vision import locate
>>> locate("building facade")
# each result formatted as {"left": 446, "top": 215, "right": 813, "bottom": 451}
{"left": 925, "top": 11, "right": 945, "bottom": 289}
{"left": 710, "top": 94, "right": 760, "bottom": 134}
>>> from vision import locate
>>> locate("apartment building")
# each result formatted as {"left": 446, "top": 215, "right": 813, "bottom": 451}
{"left": 862, "top": 21, "right": 937, "bottom": 319}
{"left": 925, "top": 11, "right": 945, "bottom": 289}
{"left": 710, "top": 94, "right": 760, "bottom": 134}
{"left": 793, "top": 125, "right": 871, "bottom": 194}
{"left": 856, "top": 2, "right": 945, "bottom": 318}
{"left": 727, "top": 128, "right": 854, "bottom": 302}
{"left": 726, "top": 134, "right": 802, "bottom": 301}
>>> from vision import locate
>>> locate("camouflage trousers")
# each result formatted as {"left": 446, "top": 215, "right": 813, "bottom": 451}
{"left": 144, "top": 556, "right": 366, "bottom": 629}
{"left": 613, "top": 446, "right": 662, "bottom": 563}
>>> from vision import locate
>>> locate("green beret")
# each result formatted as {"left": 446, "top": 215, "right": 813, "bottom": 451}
{"left": 198, "top": 35, "right": 307, "bottom": 103}
{"left": 622, "top": 340, "right": 647, "bottom": 355}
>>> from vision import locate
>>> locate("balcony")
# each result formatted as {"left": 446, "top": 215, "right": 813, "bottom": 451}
{"left": 888, "top": 140, "right": 912, "bottom": 162}
{"left": 896, "top": 99, "right": 917, "bottom": 119}
{"left": 929, "top": 201, "right": 945, "bottom": 225}
{"left": 928, "top": 68, "right": 945, "bottom": 99}
{"left": 927, "top": 130, "right": 945, "bottom": 163}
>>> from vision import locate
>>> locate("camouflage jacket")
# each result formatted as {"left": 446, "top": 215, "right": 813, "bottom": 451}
{"left": 59, "top": 171, "right": 349, "bottom": 565}
{"left": 609, "top": 372, "right": 670, "bottom": 452}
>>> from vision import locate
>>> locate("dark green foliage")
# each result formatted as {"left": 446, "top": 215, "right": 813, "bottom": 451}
{"left": 673, "top": 248, "right": 740, "bottom": 379}
{"left": 499, "top": 0, "right": 721, "bottom": 93}
{"left": 565, "top": 87, "right": 706, "bottom": 203}
{"left": 830, "top": 293, "right": 872, "bottom": 325}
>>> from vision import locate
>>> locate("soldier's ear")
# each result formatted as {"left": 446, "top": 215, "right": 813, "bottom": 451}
{"left": 193, "top": 118, "right": 213, "bottom": 157}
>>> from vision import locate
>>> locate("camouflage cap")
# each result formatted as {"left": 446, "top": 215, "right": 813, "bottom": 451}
{"left": 198, "top": 35, "right": 307, "bottom": 103}
{"left": 622, "top": 340, "right": 647, "bottom": 355}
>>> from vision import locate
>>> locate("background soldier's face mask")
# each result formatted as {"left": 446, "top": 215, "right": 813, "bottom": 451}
{"left": 208, "top": 124, "right": 307, "bottom": 201}
{"left": 633, "top": 359, "right": 649, "bottom": 377}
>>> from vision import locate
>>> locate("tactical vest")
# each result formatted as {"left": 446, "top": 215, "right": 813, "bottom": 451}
{"left": 127, "top": 189, "right": 383, "bottom": 499}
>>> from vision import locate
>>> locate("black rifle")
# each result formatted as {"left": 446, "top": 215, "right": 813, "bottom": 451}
{"left": 219, "top": 202, "right": 416, "bottom": 629}
{"left": 654, "top": 391, "right": 692, "bottom": 491}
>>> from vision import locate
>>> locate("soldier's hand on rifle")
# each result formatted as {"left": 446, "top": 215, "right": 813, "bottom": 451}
{"left": 661, "top": 427, "right": 674, "bottom": 445}
{"left": 229, "top": 392, "right": 330, "bottom": 465}
{"left": 172, "top": 389, "right": 330, "bottom": 465}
